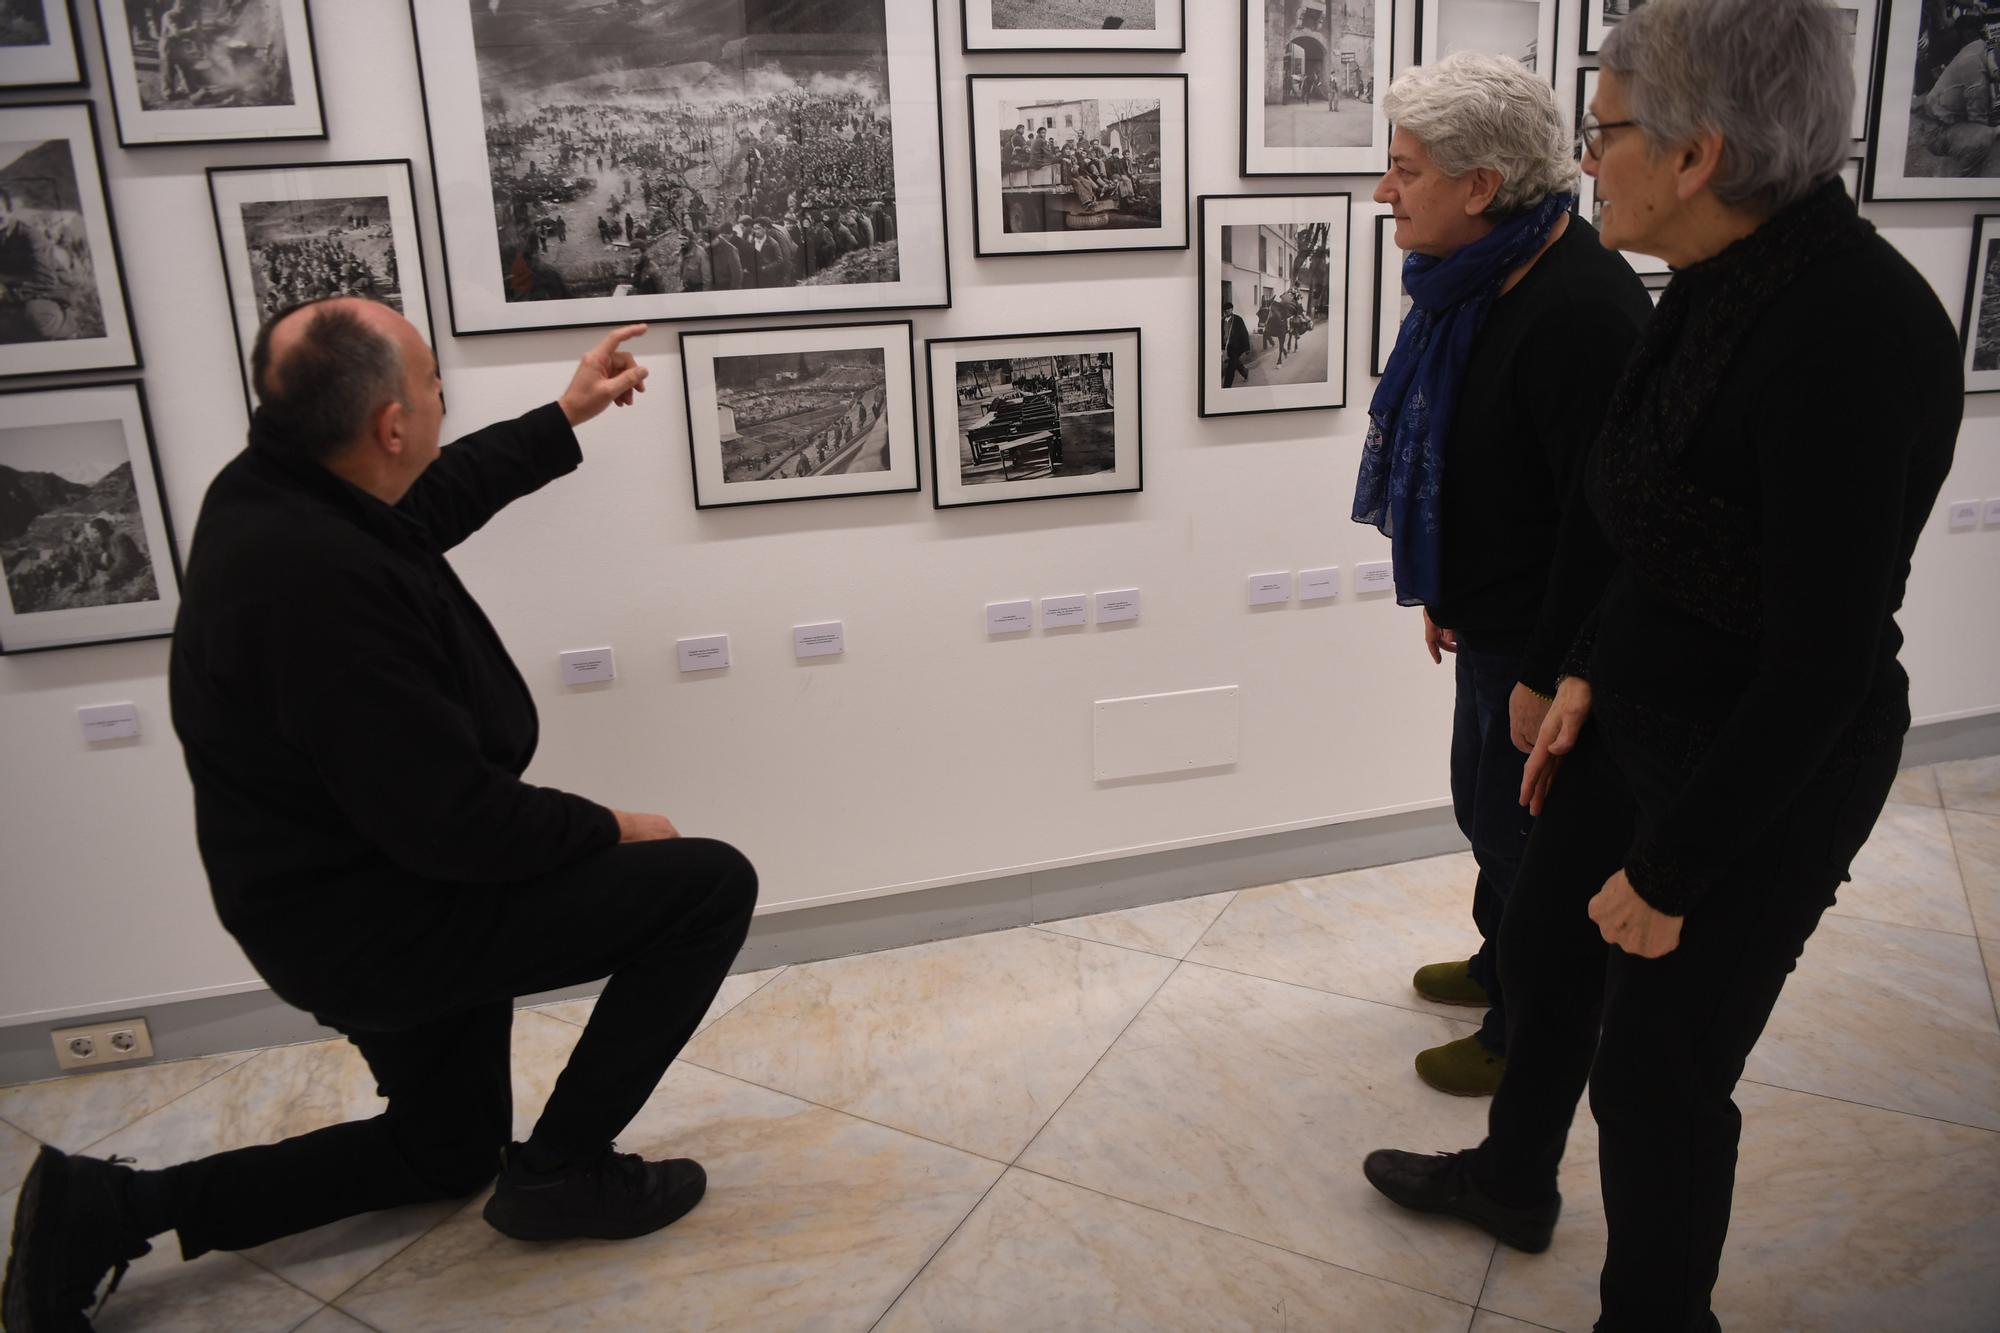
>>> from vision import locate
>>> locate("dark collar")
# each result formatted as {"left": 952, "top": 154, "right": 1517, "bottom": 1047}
{"left": 245, "top": 414, "right": 436, "bottom": 556}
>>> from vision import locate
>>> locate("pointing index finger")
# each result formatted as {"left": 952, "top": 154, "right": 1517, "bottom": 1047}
{"left": 593, "top": 323, "right": 649, "bottom": 358}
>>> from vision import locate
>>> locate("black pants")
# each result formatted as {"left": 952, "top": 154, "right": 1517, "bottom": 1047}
{"left": 1470, "top": 721, "right": 1898, "bottom": 1332}
{"left": 153, "top": 837, "right": 757, "bottom": 1260}
{"left": 1450, "top": 642, "right": 1534, "bottom": 1055}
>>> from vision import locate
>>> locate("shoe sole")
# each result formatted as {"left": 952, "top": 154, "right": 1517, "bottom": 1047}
{"left": 3, "top": 1147, "right": 59, "bottom": 1331}
{"left": 1414, "top": 1068, "right": 1500, "bottom": 1097}
{"left": 482, "top": 1180, "right": 707, "bottom": 1243}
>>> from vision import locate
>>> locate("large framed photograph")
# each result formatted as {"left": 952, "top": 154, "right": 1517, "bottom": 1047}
{"left": 1199, "top": 192, "right": 1351, "bottom": 417}
{"left": 94, "top": 0, "right": 325, "bottom": 147}
{"left": 967, "top": 73, "right": 1188, "bottom": 258}
{"left": 926, "top": 327, "right": 1141, "bottom": 509}
{"left": 0, "top": 380, "right": 179, "bottom": 655}
{"left": 0, "top": 101, "right": 139, "bottom": 380}
{"left": 1372, "top": 213, "right": 1410, "bottom": 377}
{"left": 1578, "top": 0, "right": 1638, "bottom": 57}
{"left": 1866, "top": 0, "right": 2000, "bottom": 199}
{"left": 962, "top": 0, "right": 1185, "bottom": 52}
{"left": 1, "top": 0, "right": 85, "bottom": 90}
{"left": 408, "top": 0, "right": 951, "bottom": 336}
{"left": 1575, "top": 70, "right": 1669, "bottom": 277}
{"left": 1959, "top": 214, "right": 2000, "bottom": 393}
{"left": 207, "top": 159, "right": 437, "bottom": 416}
{"left": 1242, "top": 0, "right": 1392, "bottom": 177}
{"left": 1838, "top": 1, "right": 1881, "bottom": 142}
{"left": 679, "top": 320, "right": 919, "bottom": 510}
{"left": 1417, "top": 0, "right": 1558, "bottom": 85}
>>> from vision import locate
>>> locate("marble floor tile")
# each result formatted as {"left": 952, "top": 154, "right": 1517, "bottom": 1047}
{"left": 1035, "top": 890, "right": 1237, "bottom": 960}
{"left": 0, "top": 1052, "right": 254, "bottom": 1154}
{"left": 1745, "top": 914, "right": 2000, "bottom": 1130}
{"left": 339, "top": 1062, "right": 1002, "bottom": 1333}
{"left": 878, "top": 1167, "right": 1473, "bottom": 1333}
{"left": 1481, "top": 1082, "right": 2000, "bottom": 1333}
{"left": 1017, "top": 962, "right": 1496, "bottom": 1306}
{"left": 1937, "top": 755, "right": 2000, "bottom": 816}
{"left": 93, "top": 1249, "right": 325, "bottom": 1333}
{"left": 296, "top": 1309, "right": 378, "bottom": 1333}
{"left": 1949, "top": 808, "right": 2000, "bottom": 940}
{"left": 1984, "top": 938, "right": 2000, "bottom": 1028}
{"left": 531, "top": 966, "right": 785, "bottom": 1037}
{"left": 1471, "top": 1314, "right": 1559, "bottom": 1333}
{"left": 681, "top": 928, "right": 1175, "bottom": 1161}
{"left": 1186, "top": 853, "right": 1491, "bottom": 1021}
{"left": 1888, "top": 764, "right": 1941, "bottom": 808}
{"left": 0, "top": 1117, "right": 39, "bottom": 1194}
{"left": 1825, "top": 804, "right": 1974, "bottom": 936}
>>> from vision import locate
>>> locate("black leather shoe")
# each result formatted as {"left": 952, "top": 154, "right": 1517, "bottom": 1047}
{"left": 3, "top": 1146, "right": 153, "bottom": 1332}
{"left": 482, "top": 1142, "right": 707, "bottom": 1242}
{"left": 1362, "top": 1148, "right": 1559, "bottom": 1253}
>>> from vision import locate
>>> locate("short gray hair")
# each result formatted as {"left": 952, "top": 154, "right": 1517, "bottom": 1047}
{"left": 251, "top": 299, "right": 408, "bottom": 463}
{"left": 1600, "top": 0, "right": 1850, "bottom": 216}
{"left": 1383, "top": 51, "right": 1579, "bottom": 215}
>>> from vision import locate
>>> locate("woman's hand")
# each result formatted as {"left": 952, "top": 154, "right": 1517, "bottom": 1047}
{"left": 1520, "top": 676, "right": 1591, "bottom": 816}
{"left": 1423, "top": 608, "right": 1458, "bottom": 665}
{"left": 1587, "top": 869, "right": 1684, "bottom": 958}
{"left": 1508, "top": 683, "right": 1553, "bottom": 755}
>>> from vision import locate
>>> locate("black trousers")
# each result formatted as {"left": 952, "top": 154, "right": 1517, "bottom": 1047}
{"left": 1469, "top": 719, "right": 1899, "bottom": 1332}
{"left": 154, "top": 837, "right": 757, "bottom": 1260}
{"left": 1449, "top": 642, "right": 1536, "bottom": 1054}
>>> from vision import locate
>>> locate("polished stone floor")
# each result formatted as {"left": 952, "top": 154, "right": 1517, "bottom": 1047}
{"left": 5, "top": 757, "right": 1998, "bottom": 1331}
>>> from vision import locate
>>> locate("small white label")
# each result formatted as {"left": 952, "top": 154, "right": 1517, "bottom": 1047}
{"left": 1041, "top": 594, "right": 1089, "bottom": 628}
{"left": 793, "top": 621, "right": 845, "bottom": 659}
{"left": 559, "top": 647, "right": 615, "bottom": 685}
{"left": 1299, "top": 566, "right": 1340, "bottom": 601}
{"left": 1983, "top": 498, "right": 2000, "bottom": 529}
{"left": 677, "top": 634, "right": 732, "bottom": 672}
{"left": 986, "top": 600, "right": 1033, "bottom": 635}
{"left": 1247, "top": 572, "right": 1291, "bottom": 607}
{"left": 1355, "top": 561, "right": 1395, "bottom": 594}
{"left": 1094, "top": 588, "right": 1141, "bottom": 624}
{"left": 1948, "top": 500, "right": 1980, "bottom": 533}
{"left": 78, "top": 703, "right": 138, "bottom": 743}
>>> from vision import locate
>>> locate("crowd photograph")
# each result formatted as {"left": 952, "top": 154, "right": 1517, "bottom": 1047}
{"left": 996, "top": 97, "right": 1162, "bottom": 232}
{"left": 240, "top": 196, "right": 403, "bottom": 321}
{"left": 0, "top": 141, "right": 105, "bottom": 346}
{"left": 715, "top": 349, "right": 891, "bottom": 484}
{"left": 954, "top": 352, "right": 1116, "bottom": 484}
{"left": 119, "top": 0, "right": 296, "bottom": 111}
{"left": 0, "top": 0, "right": 47, "bottom": 45}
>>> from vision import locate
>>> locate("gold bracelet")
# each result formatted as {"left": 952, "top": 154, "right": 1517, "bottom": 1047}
{"left": 1524, "top": 684, "right": 1555, "bottom": 702}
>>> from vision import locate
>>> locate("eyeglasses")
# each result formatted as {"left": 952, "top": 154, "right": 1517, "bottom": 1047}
{"left": 1577, "top": 112, "right": 1642, "bottom": 159}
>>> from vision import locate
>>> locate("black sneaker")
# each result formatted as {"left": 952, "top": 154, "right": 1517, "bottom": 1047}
{"left": 1361, "top": 1148, "right": 1560, "bottom": 1253}
{"left": 3, "top": 1146, "right": 153, "bottom": 1333}
{"left": 481, "top": 1143, "right": 706, "bottom": 1242}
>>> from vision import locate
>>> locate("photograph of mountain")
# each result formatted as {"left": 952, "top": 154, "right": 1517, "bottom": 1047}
{"left": 0, "top": 414, "right": 157, "bottom": 614}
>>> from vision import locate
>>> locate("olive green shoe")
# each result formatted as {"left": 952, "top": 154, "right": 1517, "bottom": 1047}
{"left": 1415, "top": 1035, "right": 1506, "bottom": 1096}
{"left": 1412, "top": 960, "right": 1490, "bottom": 1007}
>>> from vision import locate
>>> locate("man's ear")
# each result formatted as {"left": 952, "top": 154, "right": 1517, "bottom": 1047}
{"left": 370, "top": 398, "right": 406, "bottom": 457}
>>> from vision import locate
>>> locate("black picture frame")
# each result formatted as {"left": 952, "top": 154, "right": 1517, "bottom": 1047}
{"left": 1577, "top": 0, "right": 1635, "bottom": 57}
{"left": 0, "top": 0, "right": 86, "bottom": 91}
{"left": 961, "top": 0, "right": 1187, "bottom": 53}
{"left": 925, "top": 326, "right": 1143, "bottom": 509}
{"left": 1198, "top": 191, "right": 1353, "bottom": 418}
{"left": 1840, "top": 0, "right": 1882, "bottom": 143}
{"left": 406, "top": 0, "right": 954, "bottom": 337}
{"left": 94, "top": 0, "right": 327, "bottom": 148}
{"left": 1241, "top": 0, "right": 1395, "bottom": 177}
{"left": 1574, "top": 68, "right": 1670, "bottom": 277}
{"left": 1959, "top": 214, "right": 2000, "bottom": 394}
{"left": 1371, "top": 213, "right": 1408, "bottom": 378}
{"left": 678, "top": 318, "right": 922, "bottom": 510}
{"left": 966, "top": 72, "right": 1190, "bottom": 259}
{"left": 0, "top": 379, "right": 182, "bottom": 655}
{"left": 1415, "top": 0, "right": 1560, "bottom": 86}
{"left": 1865, "top": 0, "right": 2000, "bottom": 200}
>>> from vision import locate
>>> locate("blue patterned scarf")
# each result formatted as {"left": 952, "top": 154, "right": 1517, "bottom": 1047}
{"left": 1352, "top": 192, "right": 1575, "bottom": 606}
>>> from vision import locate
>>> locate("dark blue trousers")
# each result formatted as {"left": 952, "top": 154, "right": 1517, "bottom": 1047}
{"left": 1448, "top": 642, "right": 1535, "bottom": 1054}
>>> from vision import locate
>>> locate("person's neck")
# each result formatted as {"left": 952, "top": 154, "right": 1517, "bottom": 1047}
{"left": 1499, "top": 209, "right": 1568, "bottom": 296}
{"left": 322, "top": 446, "right": 407, "bottom": 507}
{"left": 1653, "top": 195, "right": 1770, "bottom": 269}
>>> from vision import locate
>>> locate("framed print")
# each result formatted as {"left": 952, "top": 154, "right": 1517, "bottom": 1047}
{"left": 95, "top": 0, "right": 325, "bottom": 147}
{"left": 408, "top": 0, "right": 951, "bottom": 337}
{"left": 0, "top": 101, "right": 139, "bottom": 380}
{"left": 1836, "top": 0, "right": 1880, "bottom": 142}
{"left": 1869, "top": 0, "right": 2000, "bottom": 199}
{"left": 1, "top": 0, "right": 85, "bottom": 90}
{"left": 1578, "top": 0, "right": 1640, "bottom": 57}
{"left": 1242, "top": 0, "right": 1392, "bottom": 177}
{"left": 1575, "top": 70, "right": 1669, "bottom": 277}
{"left": 926, "top": 327, "right": 1141, "bottom": 509}
{"left": 1371, "top": 213, "right": 1410, "bottom": 377}
{"left": 963, "top": 0, "right": 1185, "bottom": 52}
{"left": 1959, "top": 215, "right": 2000, "bottom": 393}
{"left": 207, "top": 159, "right": 437, "bottom": 416}
{"left": 1840, "top": 155, "right": 1863, "bottom": 199}
{"left": 1199, "top": 192, "right": 1351, "bottom": 417}
{"left": 679, "top": 320, "right": 919, "bottom": 510}
{"left": 1417, "top": 0, "right": 1558, "bottom": 85}
{"left": 968, "top": 73, "right": 1188, "bottom": 258}
{"left": 0, "top": 380, "right": 180, "bottom": 654}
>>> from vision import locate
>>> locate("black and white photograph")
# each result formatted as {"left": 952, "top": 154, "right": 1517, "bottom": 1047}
{"left": 1, "top": 0, "right": 84, "bottom": 89}
{"left": 1575, "top": 70, "right": 1670, "bottom": 276}
{"left": 208, "top": 159, "right": 437, "bottom": 415}
{"left": 1242, "top": 0, "right": 1393, "bottom": 176}
{"left": 410, "top": 0, "right": 949, "bottom": 336}
{"left": 1867, "top": 0, "right": 2000, "bottom": 199}
{"left": 1372, "top": 212, "right": 1411, "bottom": 377}
{"left": 0, "top": 102, "right": 138, "bottom": 380}
{"left": 95, "top": 0, "right": 323, "bottom": 146}
{"left": 1418, "top": 0, "right": 1557, "bottom": 84}
{"left": 680, "top": 320, "right": 918, "bottom": 510}
{"left": 1199, "top": 192, "right": 1351, "bottom": 417}
{"left": 1579, "top": 0, "right": 1642, "bottom": 56}
{"left": 0, "top": 380, "right": 179, "bottom": 654}
{"left": 961, "top": 0, "right": 1185, "bottom": 52}
{"left": 968, "top": 73, "right": 1187, "bottom": 256}
{"left": 1959, "top": 214, "right": 2000, "bottom": 392}
{"left": 1838, "top": 1, "right": 1880, "bottom": 141}
{"left": 927, "top": 327, "right": 1141, "bottom": 508}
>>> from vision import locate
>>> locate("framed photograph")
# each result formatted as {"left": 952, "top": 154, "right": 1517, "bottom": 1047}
{"left": 679, "top": 320, "right": 919, "bottom": 510}
{"left": 1, "top": 0, "right": 85, "bottom": 90}
{"left": 0, "top": 380, "right": 180, "bottom": 655}
{"left": 1868, "top": 0, "right": 2000, "bottom": 199}
{"left": 0, "top": 101, "right": 139, "bottom": 380}
{"left": 962, "top": 0, "right": 1185, "bottom": 52}
{"left": 967, "top": 73, "right": 1188, "bottom": 258}
{"left": 1199, "top": 192, "right": 1351, "bottom": 417}
{"left": 1575, "top": 70, "right": 1669, "bottom": 277}
{"left": 1417, "top": 0, "right": 1558, "bottom": 85}
{"left": 926, "top": 327, "right": 1141, "bottom": 509}
{"left": 408, "top": 0, "right": 951, "bottom": 337}
{"left": 95, "top": 0, "right": 325, "bottom": 147}
{"left": 1836, "top": 0, "right": 1881, "bottom": 142}
{"left": 1372, "top": 213, "right": 1409, "bottom": 377}
{"left": 1959, "top": 215, "right": 2000, "bottom": 393}
{"left": 1578, "top": 0, "right": 1640, "bottom": 57}
{"left": 1840, "top": 155, "right": 1863, "bottom": 199}
{"left": 207, "top": 159, "right": 437, "bottom": 416}
{"left": 1242, "top": 0, "right": 1392, "bottom": 177}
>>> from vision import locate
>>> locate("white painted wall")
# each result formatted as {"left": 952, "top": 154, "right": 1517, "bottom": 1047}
{"left": 3, "top": 0, "right": 1996, "bottom": 1027}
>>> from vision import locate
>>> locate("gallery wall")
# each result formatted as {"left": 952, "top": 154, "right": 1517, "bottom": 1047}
{"left": 2, "top": 0, "right": 1997, "bottom": 1028}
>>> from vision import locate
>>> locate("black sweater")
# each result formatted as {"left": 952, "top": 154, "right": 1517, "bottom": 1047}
{"left": 169, "top": 404, "right": 620, "bottom": 948}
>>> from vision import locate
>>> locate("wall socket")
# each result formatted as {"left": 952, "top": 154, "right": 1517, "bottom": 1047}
{"left": 51, "top": 1017, "right": 153, "bottom": 1071}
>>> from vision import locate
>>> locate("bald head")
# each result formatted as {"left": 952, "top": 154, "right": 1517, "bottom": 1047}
{"left": 250, "top": 297, "right": 420, "bottom": 465}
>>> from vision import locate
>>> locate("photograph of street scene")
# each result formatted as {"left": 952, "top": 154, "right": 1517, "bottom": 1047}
{"left": 468, "top": 0, "right": 901, "bottom": 305}
{"left": 1902, "top": 1, "right": 2000, "bottom": 179}
{"left": 1261, "top": 0, "right": 1378, "bottom": 148}
{"left": 994, "top": 0, "right": 1155, "bottom": 28}
{"left": 0, "top": 138, "right": 104, "bottom": 346}
{"left": 0, "top": 417, "right": 156, "bottom": 615}
{"left": 953, "top": 353, "right": 1116, "bottom": 485}
{"left": 995, "top": 96, "right": 1161, "bottom": 233}
{"left": 240, "top": 195, "right": 402, "bottom": 321}
{"left": 715, "top": 348, "right": 889, "bottom": 484}
{"left": 119, "top": 0, "right": 295, "bottom": 111}
{"left": 1217, "top": 219, "right": 1332, "bottom": 390}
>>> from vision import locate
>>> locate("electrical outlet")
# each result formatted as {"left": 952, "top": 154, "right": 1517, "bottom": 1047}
{"left": 51, "top": 1017, "right": 153, "bottom": 1071}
